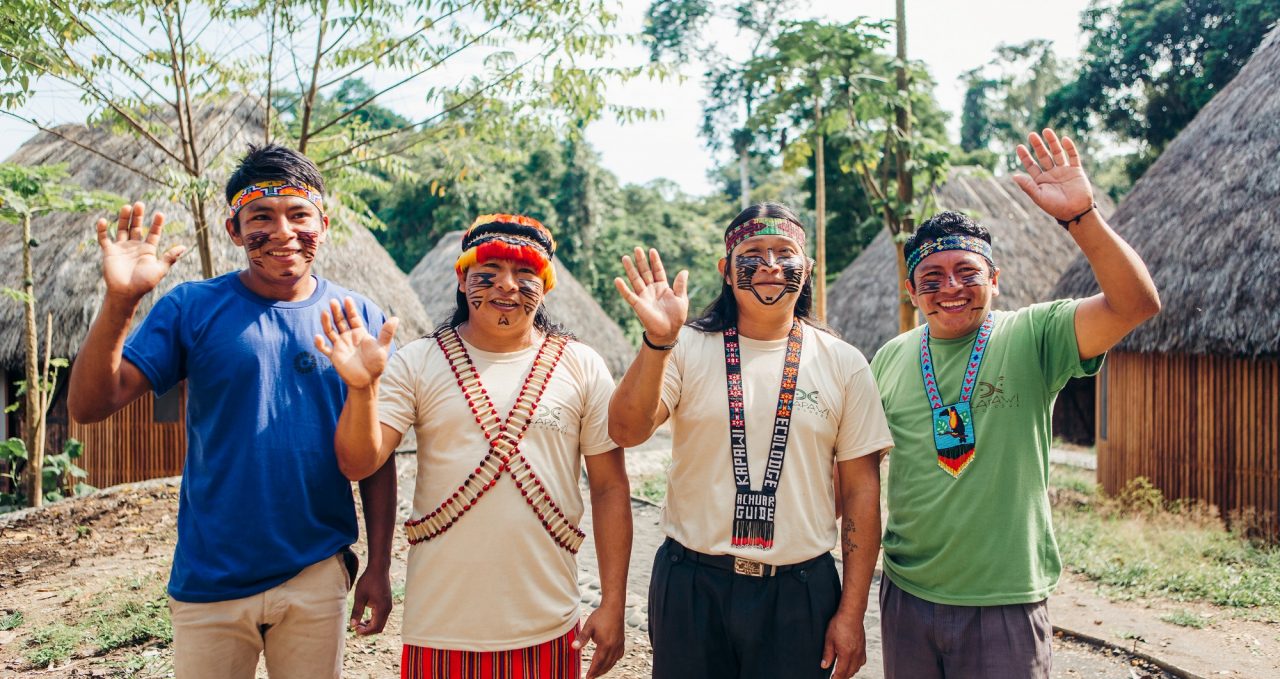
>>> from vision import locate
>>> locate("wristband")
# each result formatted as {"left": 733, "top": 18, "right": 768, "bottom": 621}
{"left": 1056, "top": 202, "right": 1097, "bottom": 230}
{"left": 642, "top": 331, "right": 678, "bottom": 351}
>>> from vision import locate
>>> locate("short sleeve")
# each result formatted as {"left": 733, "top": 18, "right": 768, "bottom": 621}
{"left": 1032, "top": 299, "right": 1104, "bottom": 393}
{"left": 575, "top": 346, "right": 618, "bottom": 457}
{"left": 835, "top": 361, "right": 895, "bottom": 461}
{"left": 121, "top": 293, "right": 186, "bottom": 395}
{"left": 377, "top": 349, "right": 417, "bottom": 435}
{"left": 659, "top": 329, "right": 688, "bottom": 413}
{"left": 359, "top": 299, "right": 396, "bottom": 357}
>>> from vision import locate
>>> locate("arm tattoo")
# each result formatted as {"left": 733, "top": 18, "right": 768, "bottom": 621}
{"left": 841, "top": 517, "right": 858, "bottom": 555}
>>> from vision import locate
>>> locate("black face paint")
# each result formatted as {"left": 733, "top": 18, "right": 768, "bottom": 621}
{"left": 916, "top": 278, "right": 943, "bottom": 295}
{"left": 516, "top": 278, "right": 542, "bottom": 316}
{"left": 244, "top": 231, "right": 270, "bottom": 268}
{"left": 295, "top": 230, "right": 320, "bottom": 262}
{"left": 733, "top": 252, "right": 805, "bottom": 305}
{"left": 466, "top": 272, "right": 496, "bottom": 311}
{"left": 498, "top": 315, "right": 510, "bottom": 325}
{"left": 960, "top": 270, "right": 988, "bottom": 287}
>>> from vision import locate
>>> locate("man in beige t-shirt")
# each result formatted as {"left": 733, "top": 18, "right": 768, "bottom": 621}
{"left": 609, "top": 202, "right": 892, "bottom": 679}
{"left": 318, "top": 214, "right": 632, "bottom": 679}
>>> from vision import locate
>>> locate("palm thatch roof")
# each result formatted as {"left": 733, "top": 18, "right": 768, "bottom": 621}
{"left": 1053, "top": 26, "right": 1280, "bottom": 358}
{"left": 0, "top": 100, "right": 430, "bottom": 370}
{"left": 827, "top": 166, "right": 1115, "bottom": 355}
{"left": 409, "top": 231, "right": 634, "bottom": 375}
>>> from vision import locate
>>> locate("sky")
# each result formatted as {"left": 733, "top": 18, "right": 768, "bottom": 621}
{"left": 0, "top": 0, "right": 1096, "bottom": 197}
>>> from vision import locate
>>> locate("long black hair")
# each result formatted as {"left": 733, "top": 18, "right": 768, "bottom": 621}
{"left": 688, "top": 202, "right": 834, "bottom": 335}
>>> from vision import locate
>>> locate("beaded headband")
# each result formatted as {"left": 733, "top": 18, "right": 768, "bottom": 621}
{"left": 228, "top": 180, "right": 324, "bottom": 218}
{"left": 906, "top": 235, "right": 994, "bottom": 281}
{"left": 455, "top": 213, "right": 558, "bottom": 292}
{"left": 725, "top": 217, "right": 806, "bottom": 254}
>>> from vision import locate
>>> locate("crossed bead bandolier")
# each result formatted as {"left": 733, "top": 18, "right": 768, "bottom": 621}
{"left": 403, "top": 328, "right": 586, "bottom": 554}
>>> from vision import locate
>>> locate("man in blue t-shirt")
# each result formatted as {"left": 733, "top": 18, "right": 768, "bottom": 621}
{"left": 67, "top": 145, "right": 398, "bottom": 678}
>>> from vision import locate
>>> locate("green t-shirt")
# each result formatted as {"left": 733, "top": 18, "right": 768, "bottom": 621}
{"left": 870, "top": 300, "right": 1103, "bottom": 606}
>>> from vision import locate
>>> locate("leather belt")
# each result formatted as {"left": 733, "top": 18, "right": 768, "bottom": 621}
{"left": 662, "top": 538, "right": 831, "bottom": 578}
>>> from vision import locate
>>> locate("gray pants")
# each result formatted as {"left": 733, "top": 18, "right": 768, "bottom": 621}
{"left": 879, "top": 575, "right": 1051, "bottom": 679}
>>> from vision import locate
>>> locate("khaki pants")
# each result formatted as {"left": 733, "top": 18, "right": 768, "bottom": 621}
{"left": 169, "top": 553, "right": 351, "bottom": 679}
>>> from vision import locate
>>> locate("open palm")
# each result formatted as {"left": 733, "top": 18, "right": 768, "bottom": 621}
{"left": 316, "top": 297, "right": 399, "bottom": 389}
{"left": 1011, "top": 129, "right": 1095, "bottom": 222}
{"left": 97, "top": 203, "right": 186, "bottom": 299}
{"left": 614, "top": 247, "right": 688, "bottom": 344}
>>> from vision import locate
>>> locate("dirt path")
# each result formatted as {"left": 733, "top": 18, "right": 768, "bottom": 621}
{"left": 0, "top": 452, "right": 1275, "bottom": 677}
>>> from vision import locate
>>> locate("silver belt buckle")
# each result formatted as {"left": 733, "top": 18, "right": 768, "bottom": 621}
{"left": 733, "top": 556, "right": 766, "bottom": 577}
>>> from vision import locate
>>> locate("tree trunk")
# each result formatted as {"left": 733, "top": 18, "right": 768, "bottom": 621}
{"left": 35, "top": 313, "right": 51, "bottom": 497}
{"left": 894, "top": 0, "right": 915, "bottom": 333}
{"left": 20, "top": 214, "right": 41, "bottom": 507}
{"left": 191, "top": 194, "right": 215, "bottom": 279}
{"left": 814, "top": 95, "right": 826, "bottom": 322}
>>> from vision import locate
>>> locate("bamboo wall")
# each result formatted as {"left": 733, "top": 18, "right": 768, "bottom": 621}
{"left": 67, "top": 385, "right": 187, "bottom": 488}
{"left": 1098, "top": 351, "right": 1280, "bottom": 538}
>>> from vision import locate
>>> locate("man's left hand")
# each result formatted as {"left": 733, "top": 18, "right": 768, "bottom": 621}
{"left": 574, "top": 604, "right": 625, "bottom": 678}
{"left": 821, "top": 610, "right": 867, "bottom": 678}
{"left": 1012, "top": 128, "right": 1095, "bottom": 223}
{"left": 350, "top": 568, "right": 392, "bottom": 636}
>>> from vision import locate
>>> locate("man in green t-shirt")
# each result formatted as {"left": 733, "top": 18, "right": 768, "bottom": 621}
{"left": 871, "top": 128, "right": 1160, "bottom": 679}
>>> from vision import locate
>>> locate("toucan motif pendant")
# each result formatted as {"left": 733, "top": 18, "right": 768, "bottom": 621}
{"left": 932, "top": 401, "right": 975, "bottom": 477}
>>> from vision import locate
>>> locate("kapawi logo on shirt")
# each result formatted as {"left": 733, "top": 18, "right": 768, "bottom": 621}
{"left": 294, "top": 351, "right": 319, "bottom": 374}
{"left": 974, "top": 376, "right": 1019, "bottom": 409}
{"left": 794, "top": 387, "right": 831, "bottom": 420}
{"left": 531, "top": 404, "right": 569, "bottom": 434}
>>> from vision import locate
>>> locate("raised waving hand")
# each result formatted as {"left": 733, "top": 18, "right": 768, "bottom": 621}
{"left": 315, "top": 297, "right": 399, "bottom": 389}
{"left": 613, "top": 247, "right": 688, "bottom": 345}
{"left": 1011, "top": 128, "right": 1096, "bottom": 223}
{"left": 96, "top": 202, "right": 186, "bottom": 300}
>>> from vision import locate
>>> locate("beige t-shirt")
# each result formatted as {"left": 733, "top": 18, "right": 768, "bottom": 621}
{"left": 379, "top": 334, "right": 617, "bottom": 651}
{"left": 661, "top": 323, "right": 893, "bottom": 565}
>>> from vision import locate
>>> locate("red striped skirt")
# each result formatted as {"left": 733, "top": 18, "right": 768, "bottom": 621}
{"left": 401, "top": 626, "right": 581, "bottom": 679}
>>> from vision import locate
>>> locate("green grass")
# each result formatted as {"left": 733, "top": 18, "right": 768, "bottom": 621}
{"left": 1051, "top": 467, "right": 1280, "bottom": 622}
{"left": 24, "top": 622, "right": 81, "bottom": 668}
{"left": 0, "top": 610, "right": 23, "bottom": 631}
{"left": 22, "top": 573, "right": 171, "bottom": 668}
{"left": 633, "top": 474, "right": 667, "bottom": 504}
{"left": 1160, "top": 609, "right": 1210, "bottom": 629}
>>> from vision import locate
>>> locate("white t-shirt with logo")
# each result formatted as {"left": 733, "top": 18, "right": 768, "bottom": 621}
{"left": 660, "top": 323, "right": 893, "bottom": 565}
{"left": 378, "top": 333, "right": 617, "bottom": 651}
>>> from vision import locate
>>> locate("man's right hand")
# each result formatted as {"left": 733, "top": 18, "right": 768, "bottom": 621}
{"left": 97, "top": 202, "right": 186, "bottom": 301}
{"left": 316, "top": 297, "right": 399, "bottom": 390}
{"left": 613, "top": 246, "right": 688, "bottom": 346}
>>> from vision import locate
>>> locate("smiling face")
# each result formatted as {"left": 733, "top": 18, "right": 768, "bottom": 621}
{"left": 227, "top": 195, "right": 328, "bottom": 289}
{"left": 720, "top": 234, "right": 810, "bottom": 310}
{"left": 457, "top": 257, "right": 546, "bottom": 335}
{"left": 907, "top": 249, "right": 1000, "bottom": 339}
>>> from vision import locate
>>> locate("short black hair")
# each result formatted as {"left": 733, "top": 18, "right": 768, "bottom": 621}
{"left": 225, "top": 144, "right": 325, "bottom": 230}
{"left": 904, "top": 211, "right": 994, "bottom": 283}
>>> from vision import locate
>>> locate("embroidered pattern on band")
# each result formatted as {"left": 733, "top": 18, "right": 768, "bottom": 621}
{"left": 402, "top": 328, "right": 585, "bottom": 553}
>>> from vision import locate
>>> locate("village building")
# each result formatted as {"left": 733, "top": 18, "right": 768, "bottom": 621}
{"left": 1053, "top": 27, "right": 1280, "bottom": 537}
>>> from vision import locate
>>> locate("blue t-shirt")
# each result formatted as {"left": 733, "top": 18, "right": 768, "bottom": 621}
{"left": 123, "top": 272, "right": 390, "bottom": 603}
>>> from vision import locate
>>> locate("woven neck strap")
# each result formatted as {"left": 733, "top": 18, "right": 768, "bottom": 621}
{"left": 403, "top": 327, "right": 584, "bottom": 553}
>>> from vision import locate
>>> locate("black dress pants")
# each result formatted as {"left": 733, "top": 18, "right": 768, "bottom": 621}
{"left": 649, "top": 538, "right": 841, "bottom": 679}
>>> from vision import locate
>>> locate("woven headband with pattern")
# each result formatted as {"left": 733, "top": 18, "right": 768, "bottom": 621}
{"left": 906, "top": 235, "right": 993, "bottom": 281}
{"left": 228, "top": 180, "right": 324, "bottom": 218}
{"left": 725, "top": 217, "right": 806, "bottom": 254}
{"left": 455, "top": 214, "right": 557, "bottom": 291}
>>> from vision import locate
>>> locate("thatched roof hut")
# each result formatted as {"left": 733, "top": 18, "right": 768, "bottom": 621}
{"left": 827, "top": 166, "right": 1116, "bottom": 355}
{"left": 1051, "top": 26, "right": 1280, "bottom": 537}
{"left": 0, "top": 102, "right": 430, "bottom": 369}
{"left": 409, "top": 231, "right": 633, "bottom": 376}
{"left": 0, "top": 100, "right": 430, "bottom": 484}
